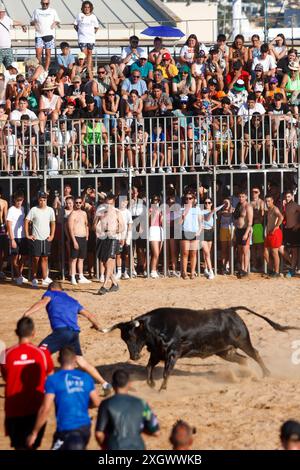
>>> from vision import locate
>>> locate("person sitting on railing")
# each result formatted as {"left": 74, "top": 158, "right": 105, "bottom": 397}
{"left": 56, "top": 42, "right": 75, "bottom": 81}
{"left": 212, "top": 117, "right": 234, "bottom": 167}
{"left": 242, "top": 112, "right": 271, "bottom": 169}
{"left": 166, "top": 117, "right": 187, "bottom": 174}
{"left": 0, "top": 124, "right": 17, "bottom": 173}
{"left": 131, "top": 53, "right": 154, "bottom": 82}
{"left": 131, "top": 125, "right": 148, "bottom": 175}
{"left": 16, "top": 115, "right": 37, "bottom": 175}
{"left": 187, "top": 114, "right": 212, "bottom": 169}
{"left": 52, "top": 117, "right": 78, "bottom": 169}
{"left": 150, "top": 123, "right": 166, "bottom": 174}
{"left": 38, "top": 79, "right": 62, "bottom": 133}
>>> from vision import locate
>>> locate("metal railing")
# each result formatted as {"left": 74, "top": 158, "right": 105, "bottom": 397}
{"left": 1, "top": 115, "right": 299, "bottom": 175}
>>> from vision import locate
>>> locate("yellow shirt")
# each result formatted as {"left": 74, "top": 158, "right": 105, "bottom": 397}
{"left": 157, "top": 64, "right": 178, "bottom": 80}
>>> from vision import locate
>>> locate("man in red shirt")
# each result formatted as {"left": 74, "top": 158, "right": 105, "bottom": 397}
{"left": 226, "top": 60, "right": 250, "bottom": 90}
{"left": 1, "top": 317, "right": 54, "bottom": 449}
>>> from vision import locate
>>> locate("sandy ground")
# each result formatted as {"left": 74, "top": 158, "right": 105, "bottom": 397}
{"left": 0, "top": 275, "right": 300, "bottom": 450}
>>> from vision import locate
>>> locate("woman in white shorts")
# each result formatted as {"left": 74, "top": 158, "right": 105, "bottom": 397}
{"left": 149, "top": 195, "right": 163, "bottom": 278}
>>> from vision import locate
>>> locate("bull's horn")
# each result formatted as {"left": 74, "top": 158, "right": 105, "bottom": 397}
{"left": 133, "top": 320, "right": 140, "bottom": 328}
{"left": 99, "top": 322, "right": 123, "bottom": 333}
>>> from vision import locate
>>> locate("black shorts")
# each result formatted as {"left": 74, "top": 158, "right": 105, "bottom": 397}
{"left": 5, "top": 414, "right": 46, "bottom": 450}
{"left": 10, "top": 238, "right": 28, "bottom": 256}
{"left": 235, "top": 228, "right": 249, "bottom": 246}
{"left": 182, "top": 231, "right": 198, "bottom": 241}
{"left": 284, "top": 227, "right": 300, "bottom": 247}
{"left": 29, "top": 239, "right": 52, "bottom": 257}
{"left": 204, "top": 228, "right": 214, "bottom": 242}
{"left": 0, "top": 234, "right": 8, "bottom": 251}
{"left": 70, "top": 237, "right": 88, "bottom": 260}
{"left": 96, "top": 238, "right": 120, "bottom": 262}
{"left": 39, "top": 327, "right": 82, "bottom": 355}
{"left": 52, "top": 424, "right": 91, "bottom": 450}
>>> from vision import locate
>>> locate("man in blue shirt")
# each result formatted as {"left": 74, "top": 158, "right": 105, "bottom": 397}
{"left": 27, "top": 346, "right": 100, "bottom": 450}
{"left": 23, "top": 281, "right": 110, "bottom": 390}
{"left": 121, "top": 71, "right": 148, "bottom": 100}
{"left": 131, "top": 53, "right": 153, "bottom": 81}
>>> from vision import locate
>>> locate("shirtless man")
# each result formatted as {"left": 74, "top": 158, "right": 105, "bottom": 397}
{"left": 0, "top": 187, "right": 8, "bottom": 278}
{"left": 94, "top": 193, "right": 125, "bottom": 295}
{"left": 264, "top": 195, "right": 284, "bottom": 278}
{"left": 234, "top": 190, "right": 253, "bottom": 277}
{"left": 283, "top": 190, "right": 300, "bottom": 277}
{"left": 250, "top": 186, "right": 265, "bottom": 272}
{"left": 68, "top": 196, "right": 91, "bottom": 286}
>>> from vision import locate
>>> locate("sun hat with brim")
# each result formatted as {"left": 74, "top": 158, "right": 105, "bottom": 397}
{"left": 233, "top": 79, "right": 245, "bottom": 91}
{"left": 42, "top": 82, "right": 56, "bottom": 91}
{"left": 288, "top": 61, "right": 299, "bottom": 71}
{"left": 78, "top": 52, "right": 86, "bottom": 60}
{"left": 0, "top": 3, "right": 6, "bottom": 11}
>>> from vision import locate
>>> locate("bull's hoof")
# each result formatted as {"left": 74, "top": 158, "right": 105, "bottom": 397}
{"left": 147, "top": 380, "right": 155, "bottom": 388}
{"left": 159, "top": 383, "right": 167, "bottom": 392}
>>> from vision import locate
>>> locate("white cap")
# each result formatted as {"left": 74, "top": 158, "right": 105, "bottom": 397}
{"left": 140, "top": 52, "right": 148, "bottom": 60}
{"left": 8, "top": 62, "right": 19, "bottom": 72}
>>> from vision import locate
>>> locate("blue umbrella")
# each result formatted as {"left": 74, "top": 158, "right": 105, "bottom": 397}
{"left": 141, "top": 25, "right": 185, "bottom": 39}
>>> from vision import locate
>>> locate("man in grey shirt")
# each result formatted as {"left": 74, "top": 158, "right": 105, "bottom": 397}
{"left": 25, "top": 191, "right": 55, "bottom": 288}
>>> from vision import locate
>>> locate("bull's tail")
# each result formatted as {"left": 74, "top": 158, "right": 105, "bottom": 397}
{"left": 231, "top": 306, "right": 300, "bottom": 332}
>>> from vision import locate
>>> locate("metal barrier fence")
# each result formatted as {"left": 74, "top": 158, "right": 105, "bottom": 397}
{"left": 0, "top": 166, "right": 299, "bottom": 280}
{"left": 1, "top": 115, "right": 300, "bottom": 175}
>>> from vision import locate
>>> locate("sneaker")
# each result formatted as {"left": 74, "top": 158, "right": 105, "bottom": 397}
{"left": 158, "top": 167, "right": 165, "bottom": 174}
{"left": 122, "top": 271, "right": 130, "bottom": 280}
{"left": 166, "top": 166, "right": 172, "bottom": 174}
{"left": 143, "top": 271, "right": 148, "bottom": 278}
{"left": 150, "top": 271, "right": 159, "bottom": 279}
{"left": 97, "top": 286, "right": 109, "bottom": 295}
{"left": 140, "top": 168, "right": 146, "bottom": 175}
{"left": 134, "top": 169, "right": 140, "bottom": 176}
{"left": 270, "top": 272, "right": 281, "bottom": 278}
{"left": 286, "top": 270, "right": 295, "bottom": 278}
{"left": 115, "top": 271, "right": 122, "bottom": 280}
{"left": 150, "top": 167, "right": 155, "bottom": 174}
{"left": 208, "top": 270, "right": 215, "bottom": 280}
{"left": 204, "top": 268, "right": 209, "bottom": 278}
{"left": 239, "top": 163, "right": 248, "bottom": 170}
{"left": 179, "top": 166, "right": 187, "bottom": 173}
{"left": 32, "top": 278, "right": 39, "bottom": 288}
{"left": 71, "top": 276, "right": 77, "bottom": 286}
{"left": 131, "top": 270, "right": 137, "bottom": 278}
{"left": 99, "top": 274, "right": 105, "bottom": 283}
{"left": 78, "top": 276, "right": 92, "bottom": 284}
{"left": 271, "top": 161, "right": 278, "bottom": 168}
{"left": 16, "top": 275, "right": 29, "bottom": 285}
{"left": 110, "top": 283, "right": 119, "bottom": 292}
{"left": 42, "top": 277, "right": 53, "bottom": 287}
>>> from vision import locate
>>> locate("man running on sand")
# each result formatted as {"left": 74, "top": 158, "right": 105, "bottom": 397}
{"left": 22, "top": 280, "right": 111, "bottom": 392}
{"left": 264, "top": 195, "right": 284, "bottom": 278}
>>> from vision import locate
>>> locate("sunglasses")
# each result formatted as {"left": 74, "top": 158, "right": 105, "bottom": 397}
{"left": 41, "top": 2, "right": 49, "bottom": 5}
{"left": 185, "top": 196, "right": 193, "bottom": 200}
{"left": 75, "top": 201, "right": 82, "bottom": 204}
{"left": 98, "top": 71, "right": 105, "bottom": 74}
{"left": 133, "top": 75, "right": 140, "bottom": 78}
{"left": 204, "top": 201, "right": 212, "bottom": 204}
{"left": 108, "top": 93, "right": 115, "bottom": 96}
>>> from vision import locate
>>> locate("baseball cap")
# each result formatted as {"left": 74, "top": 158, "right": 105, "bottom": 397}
{"left": 78, "top": 52, "right": 86, "bottom": 60}
{"left": 162, "top": 52, "right": 172, "bottom": 60}
{"left": 208, "top": 78, "right": 218, "bottom": 86}
{"left": 202, "top": 87, "right": 209, "bottom": 94}
{"left": 209, "top": 47, "right": 219, "bottom": 54}
{"left": 72, "top": 75, "right": 81, "bottom": 83}
{"left": 7, "top": 62, "right": 19, "bottom": 72}
{"left": 233, "top": 79, "right": 245, "bottom": 91}
{"left": 280, "top": 420, "right": 300, "bottom": 441}
{"left": 269, "top": 76, "right": 278, "bottom": 84}
{"left": 255, "top": 63, "right": 264, "bottom": 72}
{"left": 254, "top": 83, "right": 264, "bottom": 92}
{"left": 38, "top": 191, "right": 48, "bottom": 199}
{"left": 140, "top": 52, "right": 148, "bottom": 60}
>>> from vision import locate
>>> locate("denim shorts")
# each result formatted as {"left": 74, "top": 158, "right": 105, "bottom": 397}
{"left": 0, "top": 48, "right": 13, "bottom": 68}
{"left": 39, "top": 327, "right": 82, "bottom": 355}
{"left": 52, "top": 424, "right": 91, "bottom": 450}
{"left": 35, "top": 36, "right": 55, "bottom": 50}
{"left": 79, "top": 43, "right": 95, "bottom": 51}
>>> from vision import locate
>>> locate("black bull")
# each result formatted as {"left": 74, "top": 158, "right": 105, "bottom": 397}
{"left": 100, "top": 306, "right": 299, "bottom": 390}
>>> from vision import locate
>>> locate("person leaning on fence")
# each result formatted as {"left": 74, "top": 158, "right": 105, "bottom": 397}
{"left": 31, "top": 0, "right": 61, "bottom": 72}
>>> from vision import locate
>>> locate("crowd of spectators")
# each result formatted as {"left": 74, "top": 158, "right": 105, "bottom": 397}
{"left": 0, "top": 1, "right": 300, "bottom": 174}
